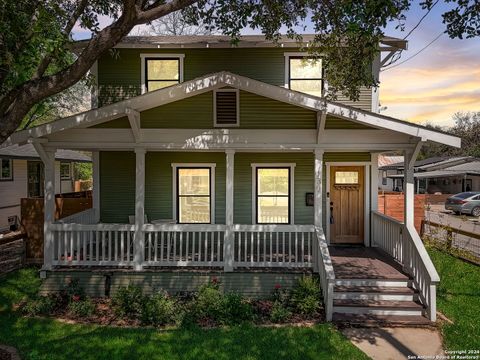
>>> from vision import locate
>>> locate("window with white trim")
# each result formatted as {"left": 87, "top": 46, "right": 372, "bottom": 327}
{"left": 286, "top": 55, "right": 323, "bottom": 97}
{"left": 60, "top": 162, "right": 72, "bottom": 180}
{"left": 0, "top": 158, "right": 13, "bottom": 181}
{"left": 141, "top": 54, "right": 184, "bottom": 93}
{"left": 214, "top": 89, "right": 239, "bottom": 127}
{"left": 253, "top": 165, "right": 294, "bottom": 224}
{"left": 173, "top": 165, "right": 215, "bottom": 224}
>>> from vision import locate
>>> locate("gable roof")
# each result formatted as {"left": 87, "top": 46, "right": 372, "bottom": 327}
{"left": 1, "top": 71, "right": 460, "bottom": 148}
{"left": 380, "top": 156, "right": 474, "bottom": 171}
{"left": 0, "top": 144, "right": 91, "bottom": 162}
{"left": 415, "top": 159, "right": 480, "bottom": 179}
{"left": 378, "top": 155, "right": 404, "bottom": 168}
{"left": 73, "top": 34, "right": 407, "bottom": 51}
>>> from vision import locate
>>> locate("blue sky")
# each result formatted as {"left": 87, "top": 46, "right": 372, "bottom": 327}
{"left": 73, "top": 2, "right": 480, "bottom": 127}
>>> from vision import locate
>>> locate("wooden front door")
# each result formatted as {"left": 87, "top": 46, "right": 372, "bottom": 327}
{"left": 329, "top": 166, "right": 364, "bottom": 244}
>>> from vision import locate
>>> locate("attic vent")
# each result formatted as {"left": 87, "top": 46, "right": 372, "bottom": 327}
{"left": 214, "top": 89, "right": 239, "bottom": 126}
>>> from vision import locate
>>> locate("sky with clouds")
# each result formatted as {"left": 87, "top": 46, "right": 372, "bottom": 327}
{"left": 73, "top": 2, "right": 480, "bottom": 128}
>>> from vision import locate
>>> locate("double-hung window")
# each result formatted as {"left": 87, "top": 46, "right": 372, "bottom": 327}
{"left": 0, "top": 158, "right": 13, "bottom": 181}
{"left": 287, "top": 55, "right": 323, "bottom": 97}
{"left": 141, "top": 54, "right": 184, "bottom": 93}
{"left": 175, "top": 166, "right": 214, "bottom": 224}
{"left": 254, "top": 166, "right": 293, "bottom": 224}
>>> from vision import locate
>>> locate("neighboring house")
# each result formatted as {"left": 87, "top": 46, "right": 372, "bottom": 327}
{"left": 378, "top": 154, "right": 404, "bottom": 191}
{"left": 379, "top": 156, "right": 480, "bottom": 194}
{"left": 1, "top": 35, "right": 461, "bottom": 324}
{"left": 0, "top": 144, "right": 91, "bottom": 230}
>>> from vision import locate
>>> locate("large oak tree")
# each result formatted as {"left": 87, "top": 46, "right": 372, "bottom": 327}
{"left": 0, "top": 0, "right": 479, "bottom": 143}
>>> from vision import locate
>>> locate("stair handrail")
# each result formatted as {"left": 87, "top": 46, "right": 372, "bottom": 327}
{"left": 315, "top": 226, "right": 335, "bottom": 321}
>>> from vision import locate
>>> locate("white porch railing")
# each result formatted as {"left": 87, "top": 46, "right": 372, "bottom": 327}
{"left": 143, "top": 224, "right": 226, "bottom": 267}
{"left": 50, "top": 223, "right": 134, "bottom": 266}
{"left": 371, "top": 211, "right": 440, "bottom": 321}
{"left": 314, "top": 227, "right": 335, "bottom": 321}
{"left": 49, "top": 223, "right": 314, "bottom": 269}
{"left": 57, "top": 208, "right": 97, "bottom": 224}
{"left": 233, "top": 225, "right": 315, "bottom": 268}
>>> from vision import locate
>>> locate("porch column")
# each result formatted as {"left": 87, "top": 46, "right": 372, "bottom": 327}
{"left": 403, "top": 149, "right": 415, "bottom": 228}
{"left": 33, "top": 144, "right": 56, "bottom": 270}
{"left": 133, "top": 148, "right": 146, "bottom": 271}
{"left": 314, "top": 149, "right": 324, "bottom": 228}
{"left": 92, "top": 151, "right": 100, "bottom": 223}
{"left": 224, "top": 149, "right": 235, "bottom": 272}
{"left": 370, "top": 153, "right": 379, "bottom": 212}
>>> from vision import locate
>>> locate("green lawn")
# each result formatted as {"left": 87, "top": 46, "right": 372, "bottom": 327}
{"left": 0, "top": 268, "right": 368, "bottom": 360}
{"left": 428, "top": 247, "right": 480, "bottom": 350}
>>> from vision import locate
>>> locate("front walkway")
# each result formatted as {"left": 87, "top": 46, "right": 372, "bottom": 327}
{"left": 342, "top": 327, "right": 444, "bottom": 360}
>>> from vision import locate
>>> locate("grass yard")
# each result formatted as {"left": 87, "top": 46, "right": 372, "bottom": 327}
{"left": 0, "top": 268, "right": 368, "bottom": 360}
{"left": 428, "top": 247, "right": 480, "bottom": 350}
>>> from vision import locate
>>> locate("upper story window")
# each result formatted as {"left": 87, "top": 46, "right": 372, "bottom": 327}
{"left": 60, "top": 162, "right": 72, "bottom": 180}
{"left": 214, "top": 89, "right": 240, "bottom": 127}
{"left": 285, "top": 53, "right": 323, "bottom": 97}
{"left": 140, "top": 54, "right": 185, "bottom": 94}
{"left": 1, "top": 158, "right": 13, "bottom": 181}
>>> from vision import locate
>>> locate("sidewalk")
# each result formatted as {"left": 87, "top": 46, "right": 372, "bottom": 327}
{"left": 342, "top": 327, "right": 444, "bottom": 360}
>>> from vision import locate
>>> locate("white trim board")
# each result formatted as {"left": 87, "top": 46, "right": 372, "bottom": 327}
{"left": 250, "top": 163, "right": 296, "bottom": 225}
{"left": 3, "top": 71, "right": 460, "bottom": 149}
{"left": 171, "top": 163, "right": 216, "bottom": 224}
{"left": 325, "top": 162, "right": 371, "bottom": 246}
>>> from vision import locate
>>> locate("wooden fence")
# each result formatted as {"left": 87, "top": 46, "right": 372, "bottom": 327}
{"left": 21, "top": 195, "right": 92, "bottom": 262}
{"left": 378, "top": 193, "right": 451, "bottom": 233}
{"left": 0, "top": 232, "right": 26, "bottom": 275}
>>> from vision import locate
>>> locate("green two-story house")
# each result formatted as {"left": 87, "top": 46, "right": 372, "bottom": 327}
{"left": 3, "top": 35, "right": 460, "bottom": 324}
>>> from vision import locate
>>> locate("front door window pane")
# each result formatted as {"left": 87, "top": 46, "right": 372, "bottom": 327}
{"left": 335, "top": 171, "right": 359, "bottom": 184}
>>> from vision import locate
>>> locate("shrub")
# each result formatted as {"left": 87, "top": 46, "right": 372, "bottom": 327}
{"left": 22, "top": 295, "right": 58, "bottom": 316}
{"left": 221, "top": 292, "right": 254, "bottom": 325}
{"left": 290, "top": 276, "right": 321, "bottom": 315}
{"left": 270, "top": 301, "right": 291, "bottom": 323}
{"left": 271, "top": 284, "right": 290, "bottom": 305}
{"left": 112, "top": 285, "right": 145, "bottom": 318}
{"left": 68, "top": 298, "right": 96, "bottom": 317}
{"left": 63, "top": 278, "right": 85, "bottom": 302}
{"left": 253, "top": 299, "right": 273, "bottom": 319}
{"left": 190, "top": 281, "right": 224, "bottom": 323}
{"left": 140, "top": 291, "right": 176, "bottom": 326}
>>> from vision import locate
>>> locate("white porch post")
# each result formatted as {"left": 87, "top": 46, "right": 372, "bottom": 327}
{"left": 92, "top": 151, "right": 100, "bottom": 223}
{"left": 133, "top": 148, "right": 146, "bottom": 271}
{"left": 33, "top": 144, "right": 56, "bottom": 270}
{"left": 224, "top": 150, "right": 235, "bottom": 272}
{"left": 403, "top": 150, "right": 416, "bottom": 228}
{"left": 314, "top": 149, "right": 324, "bottom": 272}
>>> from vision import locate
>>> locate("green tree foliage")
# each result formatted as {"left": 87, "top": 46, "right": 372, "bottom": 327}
{"left": 420, "top": 112, "right": 480, "bottom": 159}
{"left": 1, "top": 0, "right": 479, "bottom": 143}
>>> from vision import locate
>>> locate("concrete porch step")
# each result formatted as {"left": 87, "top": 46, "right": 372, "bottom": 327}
{"left": 332, "top": 313, "right": 434, "bottom": 328}
{"left": 333, "top": 299, "right": 425, "bottom": 316}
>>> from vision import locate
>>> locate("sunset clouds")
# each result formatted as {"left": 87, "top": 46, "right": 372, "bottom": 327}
{"left": 379, "top": 5, "right": 480, "bottom": 127}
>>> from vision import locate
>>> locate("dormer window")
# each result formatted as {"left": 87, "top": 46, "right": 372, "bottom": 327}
{"left": 214, "top": 89, "right": 240, "bottom": 127}
{"left": 140, "top": 54, "right": 184, "bottom": 93}
{"left": 285, "top": 54, "right": 323, "bottom": 97}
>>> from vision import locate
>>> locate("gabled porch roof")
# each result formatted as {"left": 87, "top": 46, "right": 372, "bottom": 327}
{"left": 2, "top": 71, "right": 460, "bottom": 149}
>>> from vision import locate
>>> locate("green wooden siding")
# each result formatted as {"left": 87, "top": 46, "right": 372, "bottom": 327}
{"left": 97, "top": 48, "right": 372, "bottom": 111}
{"left": 99, "top": 151, "right": 135, "bottom": 223}
{"left": 40, "top": 270, "right": 312, "bottom": 298}
{"left": 325, "top": 115, "right": 374, "bottom": 130}
{"left": 93, "top": 90, "right": 316, "bottom": 129}
{"left": 234, "top": 153, "right": 314, "bottom": 224}
{"left": 99, "top": 151, "right": 370, "bottom": 225}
